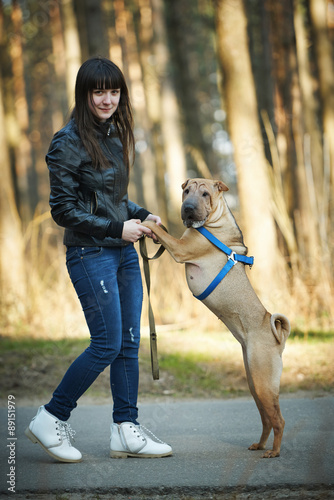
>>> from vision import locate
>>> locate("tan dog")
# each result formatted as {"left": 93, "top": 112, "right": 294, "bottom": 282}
{"left": 143, "top": 178, "right": 290, "bottom": 458}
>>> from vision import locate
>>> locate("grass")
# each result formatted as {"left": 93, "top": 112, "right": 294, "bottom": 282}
{"left": 289, "top": 329, "right": 334, "bottom": 342}
{"left": 0, "top": 327, "right": 333, "bottom": 405}
{"left": 1, "top": 224, "right": 333, "bottom": 406}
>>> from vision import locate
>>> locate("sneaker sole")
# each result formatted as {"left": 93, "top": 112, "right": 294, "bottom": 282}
{"left": 110, "top": 449, "right": 172, "bottom": 459}
{"left": 25, "top": 427, "right": 82, "bottom": 463}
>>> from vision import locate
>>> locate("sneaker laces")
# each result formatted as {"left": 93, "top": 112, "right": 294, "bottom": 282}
{"left": 138, "top": 425, "right": 167, "bottom": 444}
{"left": 56, "top": 421, "right": 76, "bottom": 446}
{"left": 126, "top": 425, "right": 145, "bottom": 441}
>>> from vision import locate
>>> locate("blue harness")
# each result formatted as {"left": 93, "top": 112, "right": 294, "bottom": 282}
{"left": 194, "top": 226, "right": 254, "bottom": 301}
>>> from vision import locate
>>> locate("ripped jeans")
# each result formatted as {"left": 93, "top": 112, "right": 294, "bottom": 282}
{"left": 45, "top": 244, "right": 142, "bottom": 424}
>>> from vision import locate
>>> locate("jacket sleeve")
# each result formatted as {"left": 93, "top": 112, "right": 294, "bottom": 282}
{"left": 127, "top": 200, "right": 151, "bottom": 221}
{"left": 46, "top": 132, "right": 112, "bottom": 239}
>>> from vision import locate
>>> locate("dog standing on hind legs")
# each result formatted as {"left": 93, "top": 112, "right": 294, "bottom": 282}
{"left": 143, "top": 178, "right": 291, "bottom": 458}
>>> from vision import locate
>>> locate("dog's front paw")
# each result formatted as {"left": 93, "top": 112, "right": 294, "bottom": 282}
{"left": 142, "top": 220, "right": 155, "bottom": 229}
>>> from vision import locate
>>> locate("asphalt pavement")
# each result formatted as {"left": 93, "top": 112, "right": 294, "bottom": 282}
{"left": 1, "top": 396, "right": 333, "bottom": 498}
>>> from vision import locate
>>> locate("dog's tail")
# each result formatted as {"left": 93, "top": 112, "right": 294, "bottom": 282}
{"left": 271, "top": 313, "right": 291, "bottom": 345}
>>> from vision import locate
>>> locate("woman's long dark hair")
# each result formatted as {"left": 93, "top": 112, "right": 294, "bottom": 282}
{"left": 71, "top": 57, "right": 135, "bottom": 170}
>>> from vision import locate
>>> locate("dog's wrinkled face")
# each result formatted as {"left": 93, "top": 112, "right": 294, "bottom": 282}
{"left": 181, "top": 178, "right": 229, "bottom": 228}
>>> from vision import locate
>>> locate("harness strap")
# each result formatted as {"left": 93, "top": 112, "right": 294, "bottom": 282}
{"left": 194, "top": 226, "right": 254, "bottom": 301}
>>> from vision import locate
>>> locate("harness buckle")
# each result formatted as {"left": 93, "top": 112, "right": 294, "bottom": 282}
{"left": 228, "top": 251, "right": 238, "bottom": 265}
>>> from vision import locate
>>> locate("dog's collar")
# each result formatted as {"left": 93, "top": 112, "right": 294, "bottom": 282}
{"left": 194, "top": 226, "right": 254, "bottom": 301}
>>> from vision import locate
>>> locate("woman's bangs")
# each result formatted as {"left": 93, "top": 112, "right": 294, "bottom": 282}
{"left": 92, "top": 66, "right": 123, "bottom": 91}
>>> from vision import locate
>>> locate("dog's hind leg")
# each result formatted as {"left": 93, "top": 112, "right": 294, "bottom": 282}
{"left": 242, "top": 346, "right": 285, "bottom": 458}
{"left": 242, "top": 348, "right": 272, "bottom": 450}
{"left": 242, "top": 348, "right": 272, "bottom": 449}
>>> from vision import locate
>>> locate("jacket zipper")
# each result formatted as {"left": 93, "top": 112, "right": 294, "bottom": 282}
{"left": 103, "top": 139, "right": 126, "bottom": 220}
{"left": 90, "top": 192, "right": 98, "bottom": 214}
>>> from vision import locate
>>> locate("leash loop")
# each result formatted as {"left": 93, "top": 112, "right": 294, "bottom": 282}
{"left": 139, "top": 225, "right": 167, "bottom": 380}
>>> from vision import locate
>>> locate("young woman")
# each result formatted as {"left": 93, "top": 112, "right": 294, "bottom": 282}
{"left": 25, "top": 57, "right": 172, "bottom": 462}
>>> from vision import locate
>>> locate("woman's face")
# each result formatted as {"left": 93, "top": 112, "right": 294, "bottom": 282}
{"left": 88, "top": 88, "right": 121, "bottom": 122}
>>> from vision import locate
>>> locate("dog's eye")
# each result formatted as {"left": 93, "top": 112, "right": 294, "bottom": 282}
{"left": 184, "top": 189, "right": 189, "bottom": 195}
{"left": 202, "top": 192, "right": 209, "bottom": 197}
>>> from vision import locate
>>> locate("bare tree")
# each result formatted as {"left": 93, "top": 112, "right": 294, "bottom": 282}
{"left": 0, "top": 70, "right": 27, "bottom": 311}
{"left": 151, "top": 0, "right": 187, "bottom": 228}
{"left": 73, "top": 0, "right": 109, "bottom": 59}
{"left": 7, "top": 0, "right": 35, "bottom": 221}
{"left": 166, "top": 0, "right": 216, "bottom": 177}
{"left": 214, "top": 0, "right": 288, "bottom": 302}
{"left": 309, "top": 0, "right": 334, "bottom": 178}
{"left": 136, "top": 0, "right": 168, "bottom": 222}
{"left": 59, "top": 0, "right": 81, "bottom": 108}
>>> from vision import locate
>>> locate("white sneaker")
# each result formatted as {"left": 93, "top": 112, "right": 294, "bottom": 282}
{"left": 25, "top": 406, "right": 82, "bottom": 463}
{"left": 110, "top": 422, "right": 172, "bottom": 458}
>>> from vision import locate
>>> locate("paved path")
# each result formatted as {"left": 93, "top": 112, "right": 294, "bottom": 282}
{"left": 1, "top": 396, "right": 333, "bottom": 498}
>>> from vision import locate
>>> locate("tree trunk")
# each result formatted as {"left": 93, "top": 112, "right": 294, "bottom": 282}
{"left": 136, "top": 0, "right": 168, "bottom": 222}
{"left": 73, "top": 0, "right": 109, "bottom": 59}
{"left": 309, "top": 0, "right": 334, "bottom": 175}
{"left": 309, "top": 0, "right": 334, "bottom": 246}
{"left": 166, "top": 0, "right": 216, "bottom": 177}
{"left": 59, "top": 0, "right": 81, "bottom": 108}
{"left": 112, "top": 0, "right": 159, "bottom": 215}
{"left": 294, "top": 0, "right": 323, "bottom": 185}
{"left": 151, "top": 0, "right": 187, "bottom": 230}
{"left": 9, "top": 0, "right": 33, "bottom": 222}
{"left": 50, "top": 1, "right": 68, "bottom": 132}
{"left": 214, "top": 0, "right": 287, "bottom": 302}
{"left": 0, "top": 70, "right": 27, "bottom": 312}
{"left": 264, "top": 1, "right": 322, "bottom": 272}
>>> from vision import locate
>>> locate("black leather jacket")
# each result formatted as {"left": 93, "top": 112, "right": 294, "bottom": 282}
{"left": 46, "top": 119, "right": 150, "bottom": 247}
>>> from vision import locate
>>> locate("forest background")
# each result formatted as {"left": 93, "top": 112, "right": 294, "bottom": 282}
{"left": 0, "top": 0, "right": 333, "bottom": 399}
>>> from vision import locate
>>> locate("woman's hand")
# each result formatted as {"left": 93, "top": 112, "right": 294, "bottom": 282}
{"left": 145, "top": 214, "right": 162, "bottom": 226}
{"left": 144, "top": 214, "right": 162, "bottom": 241}
{"left": 122, "top": 219, "right": 152, "bottom": 243}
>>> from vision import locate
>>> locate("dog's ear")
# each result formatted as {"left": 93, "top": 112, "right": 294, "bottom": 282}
{"left": 182, "top": 179, "right": 190, "bottom": 190}
{"left": 215, "top": 180, "right": 229, "bottom": 192}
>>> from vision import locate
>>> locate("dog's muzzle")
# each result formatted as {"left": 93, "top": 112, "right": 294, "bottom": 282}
{"left": 181, "top": 201, "right": 208, "bottom": 228}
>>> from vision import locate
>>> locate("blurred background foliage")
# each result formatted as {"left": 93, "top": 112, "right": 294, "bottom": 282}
{"left": 0, "top": 0, "right": 333, "bottom": 342}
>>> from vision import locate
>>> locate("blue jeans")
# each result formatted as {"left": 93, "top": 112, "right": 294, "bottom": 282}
{"left": 45, "top": 245, "right": 142, "bottom": 424}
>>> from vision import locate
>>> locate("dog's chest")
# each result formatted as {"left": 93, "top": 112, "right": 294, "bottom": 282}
{"left": 185, "top": 258, "right": 227, "bottom": 297}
